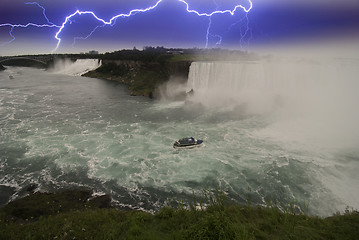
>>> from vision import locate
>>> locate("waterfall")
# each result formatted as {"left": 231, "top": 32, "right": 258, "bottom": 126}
{"left": 50, "top": 59, "right": 101, "bottom": 76}
{"left": 186, "top": 58, "right": 359, "bottom": 149}
{"left": 186, "top": 58, "right": 359, "bottom": 114}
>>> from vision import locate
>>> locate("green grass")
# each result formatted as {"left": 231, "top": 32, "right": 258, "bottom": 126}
{"left": 1, "top": 189, "right": 358, "bottom": 239}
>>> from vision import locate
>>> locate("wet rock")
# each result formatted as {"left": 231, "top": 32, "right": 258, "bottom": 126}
{"left": 24, "top": 184, "right": 38, "bottom": 193}
{"left": 88, "top": 195, "right": 112, "bottom": 208}
{"left": 0, "top": 185, "right": 17, "bottom": 206}
{"left": 0, "top": 189, "right": 104, "bottom": 222}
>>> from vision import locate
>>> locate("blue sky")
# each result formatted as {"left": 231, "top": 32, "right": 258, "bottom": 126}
{"left": 0, "top": 0, "right": 358, "bottom": 55}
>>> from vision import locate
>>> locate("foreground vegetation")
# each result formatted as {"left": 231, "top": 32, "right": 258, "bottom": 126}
{"left": 1, "top": 189, "right": 358, "bottom": 240}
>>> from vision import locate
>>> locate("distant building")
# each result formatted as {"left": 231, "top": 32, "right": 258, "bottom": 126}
{"left": 166, "top": 50, "right": 184, "bottom": 55}
{"left": 88, "top": 50, "right": 99, "bottom": 55}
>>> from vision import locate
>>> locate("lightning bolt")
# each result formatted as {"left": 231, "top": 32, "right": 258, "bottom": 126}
{"left": 0, "top": 23, "right": 60, "bottom": 47}
{"left": 24, "top": 2, "right": 55, "bottom": 25}
{"left": 205, "top": 0, "right": 220, "bottom": 48}
{"left": 204, "top": 0, "right": 252, "bottom": 48}
{"left": 0, "top": 0, "right": 253, "bottom": 52}
{"left": 206, "top": 17, "right": 224, "bottom": 48}
{"left": 219, "top": 11, "right": 252, "bottom": 49}
{"left": 0, "top": 2, "right": 61, "bottom": 47}
{"left": 240, "top": 12, "right": 252, "bottom": 48}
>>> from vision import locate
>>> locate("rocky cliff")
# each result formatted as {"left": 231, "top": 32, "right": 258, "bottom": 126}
{"left": 83, "top": 59, "right": 192, "bottom": 98}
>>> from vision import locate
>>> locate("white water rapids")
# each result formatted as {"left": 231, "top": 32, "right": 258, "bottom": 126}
{"left": 50, "top": 59, "right": 101, "bottom": 76}
{"left": 0, "top": 56, "right": 358, "bottom": 216}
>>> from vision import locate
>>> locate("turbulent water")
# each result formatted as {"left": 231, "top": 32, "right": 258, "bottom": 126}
{"left": 1, "top": 58, "right": 359, "bottom": 216}
{"left": 50, "top": 59, "right": 102, "bottom": 76}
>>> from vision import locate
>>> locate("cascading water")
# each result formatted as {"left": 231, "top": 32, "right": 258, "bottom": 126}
{"left": 50, "top": 58, "right": 101, "bottom": 76}
{"left": 187, "top": 59, "right": 359, "bottom": 115}
{"left": 187, "top": 58, "right": 359, "bottom": 147}
{"left": 0, "top": 56, "right": 358, "bottom": 216}
{"left": 185, "top": 58, "right": 359, "bottom": 213}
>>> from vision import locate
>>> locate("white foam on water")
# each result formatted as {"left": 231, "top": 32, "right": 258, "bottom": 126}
{"left": 1, "top": 61, "right": 359, "bottom": 216}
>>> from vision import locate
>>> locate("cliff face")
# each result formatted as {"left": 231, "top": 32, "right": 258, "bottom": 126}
{"left": 166, "top": 61, "right": 192, "bottom": 79}
{"left": 102, "top": 59, "right": 142, "bottom": 68}
{"left": 84, "top": 59, "right": 192, "bottom": 98}
{"left": 101, "top": 59, "right": 191, "bottom": 77}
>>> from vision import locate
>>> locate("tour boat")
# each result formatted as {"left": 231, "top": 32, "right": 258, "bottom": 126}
{"left": 173, "top": 137, "right": 203, "bottom": 149}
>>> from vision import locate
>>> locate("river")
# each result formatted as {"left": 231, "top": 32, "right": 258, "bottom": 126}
{"left": 1, "top": 58, "right": 358, "bottom": 216}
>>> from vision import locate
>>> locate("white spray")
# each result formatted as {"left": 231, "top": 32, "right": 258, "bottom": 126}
{"left": 185, "top": 56, "right": 359, "bottom": 213}
{"left": 50, "top": 58, "right": 101, "bottom": 76}
{"left": 186, "top": 57, "right": 359, "bottom": 150}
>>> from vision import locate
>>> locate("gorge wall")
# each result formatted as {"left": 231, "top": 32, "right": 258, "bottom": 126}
{"left": 84, "top": 59, "right": 192, "bottom": 98}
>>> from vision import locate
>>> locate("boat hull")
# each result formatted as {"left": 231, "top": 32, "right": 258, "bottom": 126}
{"left": 173, "top": 138, "right": 203, "bottom": 149}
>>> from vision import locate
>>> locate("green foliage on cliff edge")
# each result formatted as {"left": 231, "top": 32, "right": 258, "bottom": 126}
{"left": 84, "top": 60, "right": 172, "bottom": 98}
{"left": 83, "top": 47, "right": 258, "bottom": 98}
{"left": 84, "top": 47, "right": 242, "bottom": 98}
{"left": 1, "top": 190, "right": 358, "bottom": 240}
{"left": 84, "top": 62, "right": 169, "bottom": 98}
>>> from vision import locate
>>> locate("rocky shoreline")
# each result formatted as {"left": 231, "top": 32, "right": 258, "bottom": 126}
{"left": 1, "top": 189, "right": 112, "bottom": 223}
